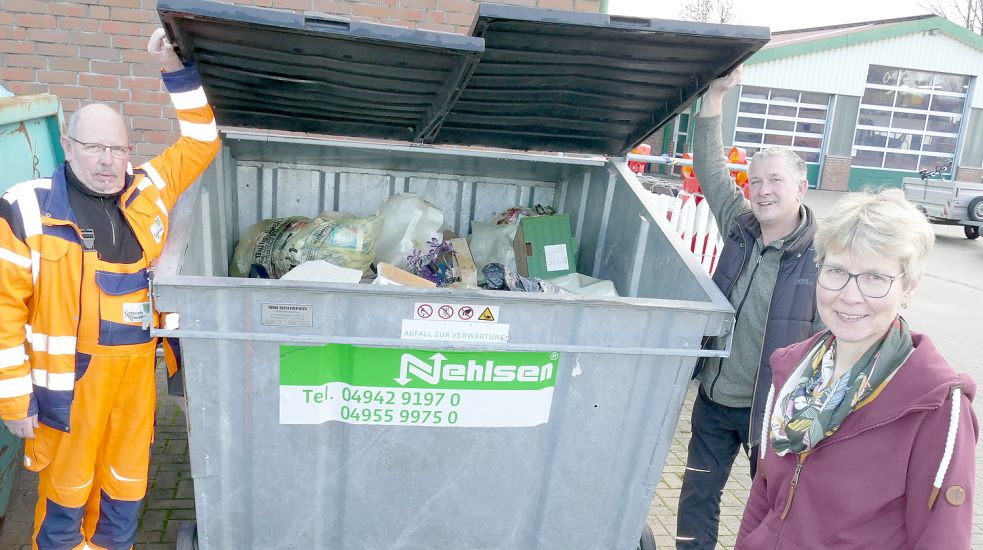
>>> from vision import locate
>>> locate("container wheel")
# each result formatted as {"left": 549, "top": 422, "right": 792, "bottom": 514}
{"left": 965, "top": 225, "right": 980, "bottom": 240}
{"left": 176, "top": 521, "right": 198, "bottom": 550}
{"left": 637, "top": 522, "right": 657, "bottom": 550}
{"left": 968, "top": 197, "right": 983, "bottom": 222}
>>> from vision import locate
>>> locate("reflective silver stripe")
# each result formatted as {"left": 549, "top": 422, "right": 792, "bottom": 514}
{"left": 31, "top": 250, "right": 40, "bottom": 284}
{"left": 30, "top": 333, "right": 77, "bottom": 355}
{"left": 5, "top": 179, "right": 46, "bottom": 238}
{"left": 155, "top": 198, "right": 168, "bottom": 216}
{"left": 110, "top": 465, "right": 144, "bottom": 483}
{"left": 0, "top": 246, "right": 31, "bottom": 268}
{"left": 0, "top": 345, "right": 26, "bottom": 369}
{"left": 3, "top": 181, "right": 46, "bottom": 284}
{"left": 31, "top": 368, "right": 75, "bottom": 391}
{"left": 61, "top": 477, "right": 93, "bottom": 491}
{"left": 140, "top": 163, "right": 166, "bottom": 191}
{"left": 171, "top": 87, "right": 208, "bottom": 110}
{"left": 0, "top": 373, "right": 33, "bottom": 398}
{"left": 179, "top": 119, "right": 218, "bottom": 142}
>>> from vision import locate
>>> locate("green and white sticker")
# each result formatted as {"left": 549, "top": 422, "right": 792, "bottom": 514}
{"left": 279, "top": 344, "right": 558, "bottom": 427}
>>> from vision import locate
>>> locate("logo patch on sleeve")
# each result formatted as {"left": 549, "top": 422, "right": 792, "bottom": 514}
{"left": 150, "top": 216, "right": 164, "bottom": 243}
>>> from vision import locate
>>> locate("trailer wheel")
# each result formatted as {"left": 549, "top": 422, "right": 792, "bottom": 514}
{"left": 965, "top": 226, "right": 980, "bottom": 240}
{"left": 637, "top": 522, "right": 657, "bottom": 550}
{"left": 969, "top": 197, "right": 983, "bottom": 222}
{"left": 176, "top": 521, "right": 198, "bottom": 550}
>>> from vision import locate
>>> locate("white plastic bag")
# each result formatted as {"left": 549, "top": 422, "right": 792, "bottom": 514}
{"left": 373, "top": 193, "right": 444, "bottom": 269}
{"left": 545, "top": 273, "right": 619, "bottom": 297}
{"left": 468, "top": 221, "right": 518, "bottom": 281}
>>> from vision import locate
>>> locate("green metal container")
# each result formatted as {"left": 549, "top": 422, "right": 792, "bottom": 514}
{"left": 0, "top": 92, "right": 63, "bottom": 517}
{"left": 0, "top": 93, "right": 64, "bottom": 195}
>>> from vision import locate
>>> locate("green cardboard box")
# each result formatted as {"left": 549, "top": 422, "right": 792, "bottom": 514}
{"left": 513, "top": 214, "right": 576, "bottom": 278}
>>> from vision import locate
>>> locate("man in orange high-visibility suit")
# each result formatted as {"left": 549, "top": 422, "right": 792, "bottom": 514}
{"left": 0, "top": 28, "right": 220, "bottom": 550}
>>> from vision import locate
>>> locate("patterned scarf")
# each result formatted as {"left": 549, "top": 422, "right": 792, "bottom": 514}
{"left": 770, "top": 317, "right": 913, "bottom": 456}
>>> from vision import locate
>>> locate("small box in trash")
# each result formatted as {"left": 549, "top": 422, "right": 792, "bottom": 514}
{"left": 153, "top": 1, "right": 766, "bottom": 548}
{"left": 513, "top": 214, "right": 576, "bottom": 278}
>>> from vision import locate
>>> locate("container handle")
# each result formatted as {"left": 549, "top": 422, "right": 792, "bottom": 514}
{"left": 608, "top": 15, "right": 650, "bottom": 28}
{"left": 305, "top": 16, "right": 351, "bottom": 33}
{"left": 150, "top": 327, "right": 735, "bottom": 358}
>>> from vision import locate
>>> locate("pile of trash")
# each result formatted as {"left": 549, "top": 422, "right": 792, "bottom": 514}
{"left": 230, "top": 192, "right": 617, "bottom": 297}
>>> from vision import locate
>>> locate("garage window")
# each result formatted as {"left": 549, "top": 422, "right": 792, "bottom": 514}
{"left": 734, "top": 87, "right": 828, "bottom": 164}
{"left": 852, "top": 65, "right": 969, "bottom": 173}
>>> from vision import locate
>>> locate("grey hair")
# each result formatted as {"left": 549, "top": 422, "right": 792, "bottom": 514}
{"left": 815, "top": 188, "right": 935, "bottom": 286}
{"left": 65, "top": 103, "right": 125, "bottom": 138}
{"left": 749, "top": 147, "right": 807, "bottom": 182}
{"left": 66, "top": 107, "right": 84, "bottom": 138}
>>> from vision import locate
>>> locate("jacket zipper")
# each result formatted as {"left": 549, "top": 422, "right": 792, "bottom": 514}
{"left": 780, "top": 458, "right": 804, "bottom": 519}
{"left": 748, "top": 246, "right": 810, "bottom": 450}
{"left": 773, "top": 404, "right": 936, "bottom": 527}
{"left": 709, "top": 247, "right": 763, "bottom": 400}
{"left": 707, "top": 231, "right": 764, "bottom": 399}
{"left": 102, "top": 197, "right": 117, "bottom": 247}
{"left": 746, "top": 254, "right": 775, "bottom": 449}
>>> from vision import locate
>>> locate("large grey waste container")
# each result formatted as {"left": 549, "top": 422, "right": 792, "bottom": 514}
{"left": 152, "top": 2, "right": 766, "bottom": 548}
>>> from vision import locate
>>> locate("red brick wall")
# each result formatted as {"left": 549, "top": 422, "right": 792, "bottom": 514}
{"left": 1, "top": 0, "right": 601, "bottom": 162}
{"left": 819, "top": 155, "right": 852, "bottom": 192}
{"left": 956, "top": 165, "right": 983, "bottom": 184}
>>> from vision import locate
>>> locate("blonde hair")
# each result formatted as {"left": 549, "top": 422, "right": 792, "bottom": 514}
{"left": 749, "top": 147, "right": 807, "bottom": 182}
{"left": 815, "top": 188, "right": 934, "bottom": 286}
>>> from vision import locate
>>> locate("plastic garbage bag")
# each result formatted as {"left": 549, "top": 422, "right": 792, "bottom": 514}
{"left": 285, "top": 213, "right": 382, "bottom": 274}
{"left": 545, "top": 273, "right": 619, "bottom": 297}
{"left": 230, "top": 216, "right": 311, "bottom": 278}
{"left": 481, "top": 263, "right": 571, "bottom": 294}
{"left": 230, "top": 213, "right": 382, "bottom": 279}
{"left": 468, "top": 221, "right": 518, "bottom": 281}
{"left": 373, "top": 193, "right": 444, "bottom": 269}
{"left": 490, "top": 204, "right": 556, "bottom": 225}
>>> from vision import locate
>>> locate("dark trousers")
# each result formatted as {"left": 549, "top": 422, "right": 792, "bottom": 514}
{"left": 676, "top": 387, "right": 758, "bottom": 550}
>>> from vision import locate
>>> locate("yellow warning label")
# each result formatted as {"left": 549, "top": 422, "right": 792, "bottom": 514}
{"left": 478, "top": 307, "right": 495, "bottom": 322}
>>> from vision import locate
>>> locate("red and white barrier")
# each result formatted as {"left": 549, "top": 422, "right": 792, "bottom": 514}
{"left": 645, "top": 191, "right": 723, "bottom": 275}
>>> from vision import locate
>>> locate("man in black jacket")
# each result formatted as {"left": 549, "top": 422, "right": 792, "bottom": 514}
{"left": 675, "top": 66, "right": 822, "bottom": 550}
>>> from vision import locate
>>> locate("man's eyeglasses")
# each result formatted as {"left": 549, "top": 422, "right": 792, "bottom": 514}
{"left": 68, "top": 136, "right": 131, "bottom": 159}
{"left": 816, "top": 264, "right": 905, "bottom": 299}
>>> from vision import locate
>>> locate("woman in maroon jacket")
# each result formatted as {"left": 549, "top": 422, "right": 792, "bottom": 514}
{"left": 737, "top": 189, "right": 977, "bottom": 549}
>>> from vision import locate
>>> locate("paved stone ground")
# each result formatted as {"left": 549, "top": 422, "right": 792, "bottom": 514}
{"left": 646, "top": 382, "right": 752, "bottom": 550}
{"left": 0, "top": 364, "right": 192, "bottom": 550}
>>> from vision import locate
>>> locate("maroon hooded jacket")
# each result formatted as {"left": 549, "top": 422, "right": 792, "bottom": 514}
{"left": 738, "top": 330, "right": 977, "bottom": 549}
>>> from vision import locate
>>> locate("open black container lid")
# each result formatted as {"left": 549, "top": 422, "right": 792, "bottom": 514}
{"left": 158, "top": 0, "right": 769, "bottom": 156}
